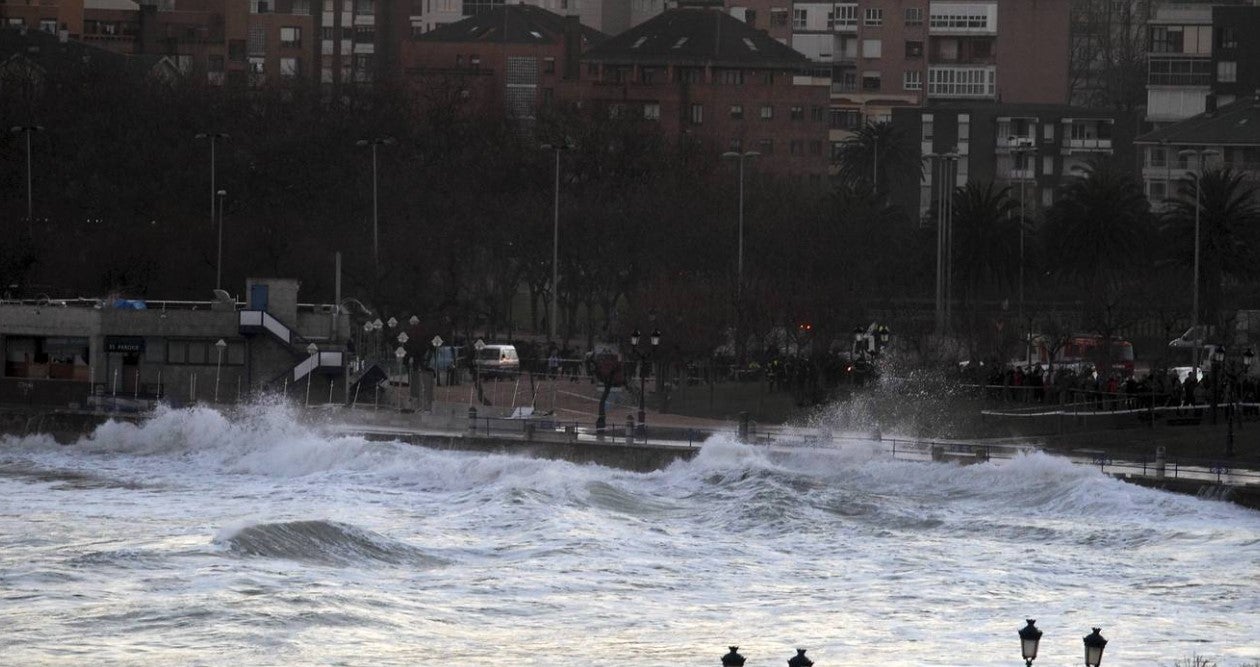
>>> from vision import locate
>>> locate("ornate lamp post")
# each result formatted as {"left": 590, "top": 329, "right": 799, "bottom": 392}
{"left": 629, "top": 328, "right": 661, "bottom": 435}
{"left": 1178, "top": 147, "right": 1220, "bottom": 374}
{"left": 1018, "top": 619, "right": 1043, "bottom": 667}
{"left": 356, "top": 136, "right": 395, "bottom": 273}
{"left": 1083, "top": 627, "right": 1108, "bottom": 667}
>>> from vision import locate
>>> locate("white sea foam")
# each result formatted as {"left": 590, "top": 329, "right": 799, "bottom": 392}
{"left": 1, "top": 403, "right": 1259, "bottom": 666}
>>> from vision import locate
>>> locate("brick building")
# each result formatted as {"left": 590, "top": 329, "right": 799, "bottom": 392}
{"left": 403, "top": 5, "right": 603, "bottom": 121}
{"left": 574, "top": 5, "right": 832, "bottom": 180}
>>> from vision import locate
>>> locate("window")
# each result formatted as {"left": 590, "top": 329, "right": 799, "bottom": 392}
{"left": 1220, "top": 27, "right": 1237, "bottom": 49}
{"left": 280, "top": 57, "right": 300, "bottom": 78}
{"left": 771, "top": 9, "right": 788, "bottom": 26}
{"left": 1149, "top": 180, "right": 1167, "bottom": 201}
{"left": 355, "top": 26, "right": 375, "bottom": 42}
{"left": 280, "top": 26, "right": 301, "bottom": 47}
{"left": 730, "top": 105, "right": 744, "bottom": 120}
{"left": 790, "top": 105, "right": 804, "bottom": 120}
{"left": 543, "top": 57, "right": 555, "bottom": 74}
{"left": 1042, "top": 155, "right": 1054, "bottom": 175}
{"left": 864, "top": 8, "right": 882, "bottom": 26}
{"left": 744, "top": 9, "right": 756, "bottom": 26}
{"left": 862, "top": 39, "right": 881, "bottom": 58}
{"left": 248, "top": 25, "right": 266, "bottom": 55}
{"left": 643, "top": 103, "right": 660, "bottom": 120}
{"left": 760, "top": 105, "right": 773, "bottom": 120}
{"left": 833, "top": 5, "right": 857, "bottom": 28}
{"left": 248, "top": 56, "right": 265, "bottom": 74}
{"left": 354, "top": 0, "right": 374, "bottom": 14}
{"left": 1043, "top": 123, "right": 1054, "bottom": 141}
{"left": 862, "top": 72, "right": 881, "bottom": 91}
{"left": 761, "top": 70, "right": 775, "bottom": 85}
{"left": 291, "top": 0, "right": 310, "bottom": 13}
{"left": 903, "top": 70, "right": 922, "bottom": 90}
{"left": 789, "top": 140, "right": 804, "bottom": 155}
{"left": 1218, "top": 61, "right": 1237, "bottom": 83}
{"left": 676, "top": 67, "right": 702, "bottom": 83}
{"left": 921, "top": 113, "right": 934, "bottom": 140}
{"left": 830, "top": 108, "right": 861, "bottom": 130}
{"left": 905, "top": 7, "right": 923, "bottom": 25}
{"left": 729, "top": 138, "right": 742, "bottom": 151}
{"left": 758, "top": 139, "right": 774, "bottom": 155}
{"left": 250, "top": 0, "right": 270, "bottom": 13}
{"left": 689, "top": 104, "right": 703, "bottom": 124}
{"left": 641, "top": 67, "right": 661, "bottom": 83}
{"left": 717, "top": 69, "right": 745, "bottom": 85}
{"left": 905, "top": 40, "right": 923, "bottom": 58}
{"left": 811, "top": 106, "right": 826, "bottom": 122}
{"left": 927, "top": 66, "right": 995, "bottom": 97}
{"left": 228, "top": 39, "right": 246, "bottom": 62}
{"left": 793, "top": 8, "right": 806, "bottom": 29}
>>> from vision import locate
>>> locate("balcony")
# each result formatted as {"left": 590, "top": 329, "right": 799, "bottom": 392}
{"left": 1063, "top": 137, "right": 1112, "bottom": 151}
{"left": 928, "top": 3, "right": 998, "bottom": 35}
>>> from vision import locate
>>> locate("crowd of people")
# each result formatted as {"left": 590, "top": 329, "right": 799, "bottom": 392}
{"left": 961, "top": 362, "right": 1260, "bottom": 411}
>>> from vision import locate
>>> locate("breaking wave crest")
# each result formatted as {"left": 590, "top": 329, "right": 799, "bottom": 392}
{"left": 214, "top": 520, "right": 445, "bottom": 567}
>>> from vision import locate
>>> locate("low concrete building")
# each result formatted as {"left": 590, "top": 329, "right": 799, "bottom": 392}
{"left": 0, "top": 278, "right": 352, "bottom": 409}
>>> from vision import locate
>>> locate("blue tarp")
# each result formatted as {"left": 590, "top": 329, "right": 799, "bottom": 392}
{"left": 109, "top": 299, "right": 147, "bottom": 310}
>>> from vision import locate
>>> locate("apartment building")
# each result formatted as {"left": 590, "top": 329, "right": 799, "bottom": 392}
{"left": 574, "top": 6, "right": 832, "bottom": 180}
{"left": 1144, "top": 2, "right": 1216, "bottom": 127}
{"left": 784, "top": 0, "right": 1071, "bottom": 168}
{"left": 403, "top": 4, "right": 602, "bottom": 120}
{"left": 1136, "top": 95, "right": 1260, "bottom": 207}
{"left": 891, "top": 102, "right": 1124, "bottom": 220}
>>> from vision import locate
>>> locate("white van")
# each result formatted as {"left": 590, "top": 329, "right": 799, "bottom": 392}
{"left": 474, "top": 344, "right": 520, "bottom": 377}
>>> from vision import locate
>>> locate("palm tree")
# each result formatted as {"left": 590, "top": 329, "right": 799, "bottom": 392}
{"left": 1162, "top": 167, "right": 1260, "bottom": 329}
{"left": 834, "top": 121, "right": 921, "bottom": 195}
{"left": 1043, "top": 156, "right": 1153, "bottom": 371}
{"left": 1043, "top": 155, "right": 1153, "bottom": 294}
{"left": 949, "top": 180, "right": 1021, "bottom": 305}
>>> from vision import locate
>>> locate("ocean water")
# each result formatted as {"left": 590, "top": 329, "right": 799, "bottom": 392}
{"left": 2, "top": 404, "right": 1259, "bottom": 666}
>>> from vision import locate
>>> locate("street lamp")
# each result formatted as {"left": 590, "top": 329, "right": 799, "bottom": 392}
{"left": 720, "top": 150, "right": 760, "bottom": 290}
{"left": 1178, "top": 147, "right": 1221, "bottom": 374}
{"left": 925, "top": 150, "right": 960, "bottom": 334}
{"left": 1083, "top": 627, "right": 1108, "bottom": 667}
{"left": 11, "top": 124, "right": 43, "bottom": 231}
{"left": 1213, "top": 345, "right": 1226, "bottom": 425}
{"left": 194, "top": 132, "right": 228, "bottom": 233}
{"left": 356, "top": 136, "right": 395, "bottom": 272}
{"left": 1010, "top": 138, "right": 1036, "bottom": 362}
{"left": 541, "top": 141, "right": 571, "bottom": 344}
{"left": 215, "top": 189, "right": 227, "bottom": 290}
{"left": 1018, "top": 619, "right": 1043, "bottom": 667}
{"left": 628, "top": 328, "right": 661, "bottom": 435}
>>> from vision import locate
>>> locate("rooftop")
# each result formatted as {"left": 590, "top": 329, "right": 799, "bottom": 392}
{"left": 417, "top": 5, "right": 604, "bottom": 45}
{"left": 1136, "top": 95, "right": 1260, "bottom": 147}
{"left": 583, "top": 8, "right": 809, "bottom": 68}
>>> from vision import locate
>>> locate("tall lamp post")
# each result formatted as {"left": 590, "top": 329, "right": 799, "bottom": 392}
{"left": 721, "top": 150, "right": 760, "bottom": 291}
{"left": 356, "top": 136, "right": 395, "bottom": 272}
{"left": 925, "top": 150, "right": 960, "bottom": 335}
{"left": 541, "top": 142, "right": 570, "bottom": 343}
{"left": 11, "top": 124, "right": 43, "bottom": 232}
{"left": 629, "top": 328, "right": 661, "bottom": 435}
{"left": 194, "top": 132, "right": 228, "bottom": 232}
{"left": 1218, "top": 347, "right": 1253, "bottom": 457}
{"left": 1178, "top": 147, "right": 1220, "bottom": 375}
{"left": 1010, "top": 138, "right": 1036, "bottom": 362}
{"left": 215, "top": 189, "right": 227, "bottom": 290}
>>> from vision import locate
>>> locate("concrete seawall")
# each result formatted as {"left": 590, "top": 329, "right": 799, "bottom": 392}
{"left": 1114, "top": 474, "right": 1260, "bottom": 511}
{"left": 0, "top": 407, "right": 139, "bottom": 443}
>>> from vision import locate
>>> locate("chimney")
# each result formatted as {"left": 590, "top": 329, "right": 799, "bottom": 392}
{"left": 563, "top": 14, "right": 580, "bottom": 79}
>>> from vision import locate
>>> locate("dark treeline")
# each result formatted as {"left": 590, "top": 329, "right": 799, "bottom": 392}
{"left": 2, "top": 63, "right": 1259, "bottom": 363}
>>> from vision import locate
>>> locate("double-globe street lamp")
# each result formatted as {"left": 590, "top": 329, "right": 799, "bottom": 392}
{"left": 1019, "top": 619, "right": 1108, "bottom": 667}
{"left": 194, "top": 132, "right": 228, "bottom": 230}
{"left": 628, "top": 328, "right": 661, "bottom": 435}
{"left": 1178, "top": 147, "right": 1221, "bottom": 375}
{"left": 11, "top": 124, "right": 44, "bottom": 232}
